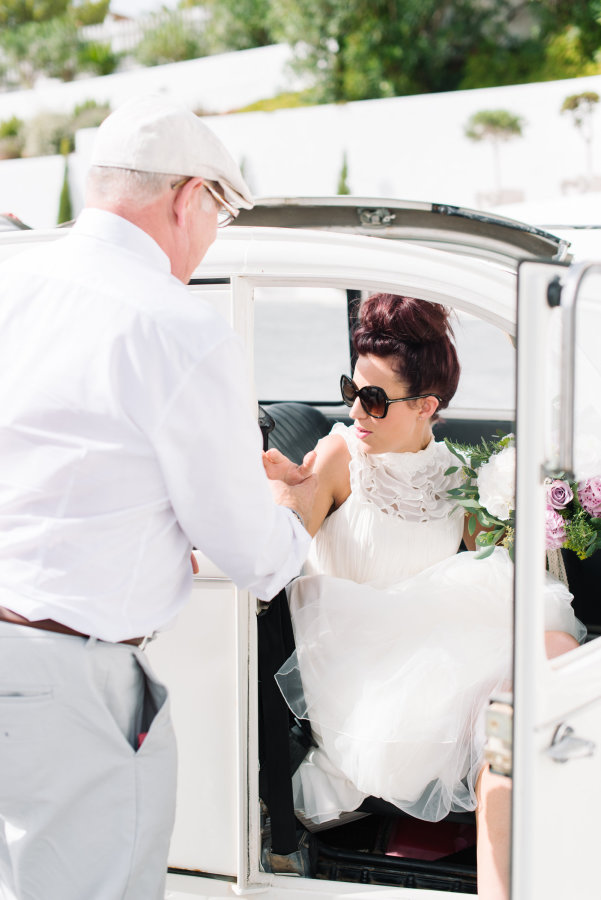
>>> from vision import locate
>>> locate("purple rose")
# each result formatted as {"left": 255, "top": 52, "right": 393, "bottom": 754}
{"left": 545, "top": 508, "right": 567, "bottom": 550}
{"left": 578, "top": 477, "right": 601, "bottom": 518}
{"left": 546, "top": 479, "right": 573, "bottom": 510}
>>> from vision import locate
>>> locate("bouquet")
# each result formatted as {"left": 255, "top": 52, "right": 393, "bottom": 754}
{"left": 444, "top": 433, "right": 601, "bottom": 561}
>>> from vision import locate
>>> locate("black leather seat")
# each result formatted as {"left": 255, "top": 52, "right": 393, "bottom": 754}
{"left": 265, "top": 402, "right": 332, "bottom": 464}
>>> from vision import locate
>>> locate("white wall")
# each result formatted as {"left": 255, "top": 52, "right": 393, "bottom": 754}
{"left": 0, "top": 44, "right": 297, "bottom": 121}
{"left": 3, "top": 57, "right": 601, "bottom": 230}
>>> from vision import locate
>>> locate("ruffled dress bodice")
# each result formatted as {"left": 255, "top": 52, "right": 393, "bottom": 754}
{"left": 304, "top": 424, "right": 465, "bottom": 586}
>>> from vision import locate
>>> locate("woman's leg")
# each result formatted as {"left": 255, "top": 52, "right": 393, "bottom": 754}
{"left": 544, "top": 629, "right": 580, "bottom": 658}
{"left": 476, "top": 630, "right": 578, "bottom": 898}
{"left": 476, "top": 764, "right": 511, "bottom": 900}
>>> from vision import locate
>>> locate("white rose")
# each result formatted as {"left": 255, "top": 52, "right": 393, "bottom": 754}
{"left": 477, "top": 445, "right": 516, "bottom": 521}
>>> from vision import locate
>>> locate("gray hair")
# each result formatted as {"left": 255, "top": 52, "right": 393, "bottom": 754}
{"left": 86, "top": 166, "right": 184, "bottom": 206}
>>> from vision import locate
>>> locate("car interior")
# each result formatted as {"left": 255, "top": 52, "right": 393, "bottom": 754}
{"left": 253, "top": 284, "right": 601, "bottom": 895}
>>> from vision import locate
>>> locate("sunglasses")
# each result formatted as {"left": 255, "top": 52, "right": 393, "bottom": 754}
{"left": 340, "top": 374, "right": 442, "bottom": 419}
{"left": 171, "top": 178, "right": 238, "bottom": 227}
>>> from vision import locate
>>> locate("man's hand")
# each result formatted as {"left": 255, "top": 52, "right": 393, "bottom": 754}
{"left": 262, "top": 447, "right": 316, "bottom": 485}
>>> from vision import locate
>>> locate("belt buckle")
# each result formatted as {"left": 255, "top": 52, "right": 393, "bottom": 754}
{"left": 138, "top": 632, "right": 157, "bottom": 651}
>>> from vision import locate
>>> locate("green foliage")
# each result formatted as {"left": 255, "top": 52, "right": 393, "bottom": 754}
{"left": 71, "top": 0, "right": 110, "bottom": 26}
{"left": 57, "top": 152, "right": 72, "bottom": 225}
{"left": 0, "top": 116, "right": 23, "bottom": 139}
{"left": 269, "top": 0, "right": 521, "bottom": 103}
{"left": 134, "top": 11, "right": 206, "bottom": 66}
{"left": 564, "top": 508, "right": 598, "bottom": 560}
{"left": 460, "top": 39, "right": 546, "bottom": 90}
{"left": 0, "top": 115, "right": 24, "bottom": 159}
{"left": 4, "top": 101, "right": 109, "bottom": 159}
{"left": 0, "top": 15, "right": 81, "bottom": 87}
{"left": 231, "top": 89, "right": 315, "bottom": 113}
{"left": 70, "top": 99, "right": 110, "bottom": 130}
{"left": 78, "top": 40, "right": 120, "bottom": 76}
{"left": 465, "top": 110, "right": 524, "bottom": 143}
{"left": 202, "top": 0, "right": 275, "bottom": 52}
{"left": 21, "top": 111, "right": 74, "bottom": 156}
{"left": 445, "top": 434, "right": 515, "bottom": 558}
{"left": 192, "top": 0, "right": 601, "bottom": 104}
{"left": 337, "top": 151, "right": 350, "bottom": 195}
{"left": 0, "top": 0, "right": 69, "bottom": 26}
{"left": 561, "top": 91, "right": 600, "bottom": 125}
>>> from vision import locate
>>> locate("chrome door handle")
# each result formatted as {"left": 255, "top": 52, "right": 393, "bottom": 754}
{"left": 546, "top": 723, "right": 596, "bottom": 763}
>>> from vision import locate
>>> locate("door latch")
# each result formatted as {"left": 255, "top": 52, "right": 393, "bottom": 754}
{"left": 546, "top": 723, "right": 596, "bottom": 763}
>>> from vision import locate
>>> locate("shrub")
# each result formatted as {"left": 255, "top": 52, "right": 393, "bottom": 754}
{"left": 78, "top": 41, "right": 121, "bottom": 77}
{"left": 134, "top": 11, "right": 206, "bottom": 66}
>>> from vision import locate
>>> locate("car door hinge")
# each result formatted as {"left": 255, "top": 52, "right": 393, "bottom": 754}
{"left": 484, "top": 694, "right": 513, "bottom": 777}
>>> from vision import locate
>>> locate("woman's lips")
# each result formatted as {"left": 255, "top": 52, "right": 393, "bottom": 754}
{"left": 354, "top": 424, "right": 372, "bottom": 438}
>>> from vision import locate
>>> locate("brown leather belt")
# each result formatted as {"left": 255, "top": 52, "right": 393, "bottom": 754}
{"left": 0, "top": 606, "right": 146, "bottom": 647}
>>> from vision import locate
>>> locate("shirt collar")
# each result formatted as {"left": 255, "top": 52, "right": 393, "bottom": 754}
{"left": 72, "top": 208, "right": 172, "bottom": 276}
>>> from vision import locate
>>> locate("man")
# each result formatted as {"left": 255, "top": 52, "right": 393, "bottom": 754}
{"left": 0, "top": 96, "right": 315, "bottom": 900}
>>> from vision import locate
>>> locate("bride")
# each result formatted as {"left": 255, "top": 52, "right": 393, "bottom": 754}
{"left": 264, "top": 292, "right": 584, "bottom": 900}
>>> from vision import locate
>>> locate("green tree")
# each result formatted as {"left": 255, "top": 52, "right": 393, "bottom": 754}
{"left": 269, "top": 0, "right": 516, "bottom": 103}
{"left": 200, "top": 0, "right": 275, "bottom": 52}
{"left": 561, "top": 91, "right": 600, "bottom": 181}
{"left": 78, "top": 39, "right": 120, "bottom": 76}
{"left": 71, "top": 0, "right": 110, "bottom": 26}
{"left": 0, "top": 15, "right": 81, "bottom": 86}
{"left": 0, "top": 0, "right": 69, "bottom": 26}
{"left": 465, "top": 109, "right": 525, "bottom": 194}
{"left": 337, "top": 151, "right": 350, "bottom": 195}
{"left": 0, "top": 115, "right": 24, "bottom": 159}
{"left": 57, "top": 137, "right": 73, "bottom": 224}
{"left": 134, "top": 10, "right": 206, "bottom": 66}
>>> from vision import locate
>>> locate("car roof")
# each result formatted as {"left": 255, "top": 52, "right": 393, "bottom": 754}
{"left": 235, "top": 197, "right": 570, "bottom": 267}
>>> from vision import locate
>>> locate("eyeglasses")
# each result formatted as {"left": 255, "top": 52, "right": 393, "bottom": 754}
{"left": 340, "top": 374, "right": 442, "bottom": 419}
{"left": 171, "top": 177, "right": 238, "bottom": 227}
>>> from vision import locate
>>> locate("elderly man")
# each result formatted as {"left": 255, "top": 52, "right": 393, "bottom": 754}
{"left": 0, "top": 97, "right": 314, "bottom": 900}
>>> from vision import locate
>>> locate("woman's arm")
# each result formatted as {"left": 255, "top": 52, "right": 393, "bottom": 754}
{"left": 264, "top": 433, "right": 351, "bottom": 536}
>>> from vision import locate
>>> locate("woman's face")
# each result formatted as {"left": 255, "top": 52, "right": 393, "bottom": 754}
{"left": 349, "top": 354, "right": 437, "bottom": 454}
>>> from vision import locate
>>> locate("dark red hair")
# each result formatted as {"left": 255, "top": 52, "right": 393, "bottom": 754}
{"left": 352, "top": 294, "right": 460, "bottom": 416}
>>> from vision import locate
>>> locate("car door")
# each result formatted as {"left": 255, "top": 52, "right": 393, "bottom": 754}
{"left": 146, "top": 275, "right": 256, "bottom": 881}
{"left": 512, "top": 260, "right": 601, "bottom": 900}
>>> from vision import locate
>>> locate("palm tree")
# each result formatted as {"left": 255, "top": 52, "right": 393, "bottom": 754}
{"left": 465, "top": 109, "right": 525, "bottom": 195}
{"left": 561, "top": 92, "right": 600, "bottom": 184}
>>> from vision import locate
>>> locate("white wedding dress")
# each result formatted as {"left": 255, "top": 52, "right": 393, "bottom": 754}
{"left": 276, "top": 424, "right": 586, "bottom": 825}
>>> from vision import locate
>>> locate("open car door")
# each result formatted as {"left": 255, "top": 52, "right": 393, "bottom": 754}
{"left": 512, "top": 261, "right": 601, "bottom": 900}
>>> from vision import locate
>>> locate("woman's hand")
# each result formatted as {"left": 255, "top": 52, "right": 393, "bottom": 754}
{"left": 262, "top": 447, "right": 317, "bottom": 485}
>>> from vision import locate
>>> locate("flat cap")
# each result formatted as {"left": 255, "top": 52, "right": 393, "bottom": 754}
{"left": 91, "top": 95, "right": 253, "bottom": 210}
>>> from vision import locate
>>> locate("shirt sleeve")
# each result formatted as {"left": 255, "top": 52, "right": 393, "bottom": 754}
{"left": 151, "top": 332, "right": 311, "bottom": 601}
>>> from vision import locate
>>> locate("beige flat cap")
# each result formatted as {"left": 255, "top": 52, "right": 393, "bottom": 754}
{"left": 91, "top": 95, "right": 253, "bottom": 210}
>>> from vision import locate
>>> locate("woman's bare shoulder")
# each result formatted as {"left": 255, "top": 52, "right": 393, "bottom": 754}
{"left": 314, "top": 431, "right": 351, "bottom": 469}
{"left": 313, "top": 432, "right": 352, "bottom": 509}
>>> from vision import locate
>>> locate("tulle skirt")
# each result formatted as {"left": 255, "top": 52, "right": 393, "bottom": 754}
{"left": 276, "top": 548, "right": 585, "bottom": 825}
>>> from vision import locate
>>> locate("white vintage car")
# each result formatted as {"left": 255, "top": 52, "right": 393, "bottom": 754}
{"left": 1, "top": 198, "right": 600, "bottom": 900}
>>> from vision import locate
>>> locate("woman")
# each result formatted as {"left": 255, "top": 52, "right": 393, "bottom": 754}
{"left": 266, "top": 293, "right": 584, "bottom": 900}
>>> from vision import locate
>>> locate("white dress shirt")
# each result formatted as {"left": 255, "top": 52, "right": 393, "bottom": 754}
{"left": 0, "top": 209, "right": 310, "bottom": 640}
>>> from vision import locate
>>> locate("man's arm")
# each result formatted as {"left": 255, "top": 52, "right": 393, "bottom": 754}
{"left": 152, "top": 334, "right": 312, "bottom": 600}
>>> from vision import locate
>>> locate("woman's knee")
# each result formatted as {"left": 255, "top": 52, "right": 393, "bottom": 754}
{"left": 545, "top": 630, "right": 579, "bottom": 659}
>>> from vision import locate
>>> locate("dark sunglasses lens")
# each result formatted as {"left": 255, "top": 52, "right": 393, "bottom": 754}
{"left": 361, "top": 386, "right": 387, "bottom": 417}
{"left": 340, "top": 375, "right": 356, "bottom": 407}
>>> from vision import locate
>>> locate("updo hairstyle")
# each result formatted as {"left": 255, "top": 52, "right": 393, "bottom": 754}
{"left": 352, "top": 294, "right": 460, "bottom": 417}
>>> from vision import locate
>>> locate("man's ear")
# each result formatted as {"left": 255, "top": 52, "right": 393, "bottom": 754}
{"left": 172, "top": 177, "right": 203, "bottom": 227}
